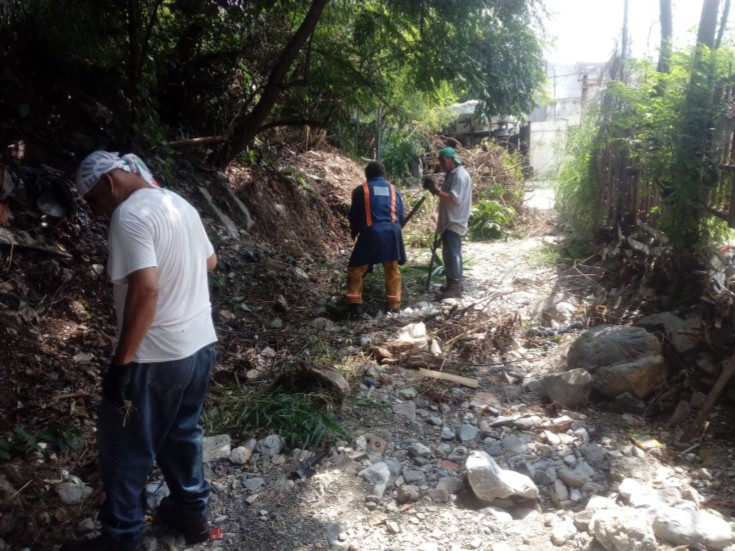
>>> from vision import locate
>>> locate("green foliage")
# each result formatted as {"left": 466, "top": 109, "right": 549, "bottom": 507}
{"left": 0, "top": 424, "right": 82, "bottom": 461}
{"left": 356, "top": 267, "right": 393, "bottom": 313}
{"left": 400, "top": 192, "right": 436, "bottom": 249}
{"left": 469, "top": 200, "right": 516, "bottom": 241}
{"left": 10, "top": 426, "right": 38, "bottom": 451}
{"left": 209, "top": 273, "right": 227, "bottom": 291}
{"left": 348, "top": 398, "right": 394, "bottom": 425}
{"left": 1, "top": 0, "right": 546, "bottom": 163}
{"left": 381, "top": 126, "right": 428, "bottom": 180}
{"left": 40, "top": 424, "right": 83, "bottom": 454}
{"left": 467, "top": 143, "right": 526, "bottom": 239}
{"left": 0, "top": 426, "right": 40, "bottom": 461}
{"left": 526, "top": 245, "right": 559, "bottom": 268}
{"left": 0, "top": 441, "right": 10, "bottom": 461}
{"left": 403, "top": 262, "right": 444, "bottom": 298}
{"left": 659, "top": 46, "right": 726, "bottom": 255}
{"left": 351, "top": 398, "right": 393, "bottom": 414}
{"left": 555, "top": 44, "right": 735, "bottom": 257}
{"left": 208, "top": 388, "right": 349, "bottom": 451}
{"left": 555, "top": 111, "right": 599, "bottom": 248}
{"left": 283, "top": 165, "right": 315, "bottom": 197}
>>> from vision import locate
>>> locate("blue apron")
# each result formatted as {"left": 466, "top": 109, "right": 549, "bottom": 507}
{"left": 348, "top": 177, "right": 406, "bottom": 268}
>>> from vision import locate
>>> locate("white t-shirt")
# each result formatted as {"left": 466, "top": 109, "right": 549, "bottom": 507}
{"left": 107, "top": 188, "right": 217, "bottom": 362}
{"left": 437, "top": 165, "right": 473, "bottom": 236}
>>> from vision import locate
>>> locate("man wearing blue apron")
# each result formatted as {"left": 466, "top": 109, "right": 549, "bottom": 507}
{"left": 345, "top": 161, "right": 406, "bottom": 316}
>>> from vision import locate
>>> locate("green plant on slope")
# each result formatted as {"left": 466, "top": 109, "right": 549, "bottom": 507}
{"left": 0, "top": 426, "right": 40, "bottom": 461}
{"left": 208, "top": 388, "right": 349, "bottom": 451}
{"left": 526, "top": 244, "right": 559, "bottom": 269}
{"left": 554, "top": 107, "right": 600, "bottom": 251}
{"left": 469, "top": 200, "right": 516, "bottom": 241}
{"left": 40, "top": 424, "right": 83, "bottom": 454}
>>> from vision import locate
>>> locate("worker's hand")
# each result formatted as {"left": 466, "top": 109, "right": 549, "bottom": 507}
{"left": 422, "top": 176, "right": 439, "bottom": 196}
{"left": 102, "top": 362, "right": 133, "bottom": 407}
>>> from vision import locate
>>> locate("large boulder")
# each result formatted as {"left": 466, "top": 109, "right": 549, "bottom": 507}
{"left": 567, "top": 325, "right": 666, "bottom": 398}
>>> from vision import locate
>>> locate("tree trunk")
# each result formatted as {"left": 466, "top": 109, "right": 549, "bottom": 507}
{"left": 715, "top": 0, "right": 731, "bottom": 48}
{"left": 666, "top": 0, "right": 721, "bottom": 257}
{"left": 125, "top": 0, "right": 164, "bottom": 143}
{"left": 127, "top": 0, "right": 142, "bottom": 133}
{"left": 697, "top": 0, "right": 720, "bottom": 48}
{"left": 211, "top": 0, "right": 329, "bottom": 169}
{"left": 657, "top": 0, "right": 672, "bottom": 73}
{"left": 620, "top": 0, "right": 629, "bottom": 80}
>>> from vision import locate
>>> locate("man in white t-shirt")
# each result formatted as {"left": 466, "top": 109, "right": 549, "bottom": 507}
{"left": 62, "top": 151, "right": 217, "bottom": 551}
{"left": 423, "top": 147, "right": 473, "bottom": 299}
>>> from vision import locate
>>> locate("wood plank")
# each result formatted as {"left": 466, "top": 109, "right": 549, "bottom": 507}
{"left": 418, "top": 368, "right": 479, "bottom": 388}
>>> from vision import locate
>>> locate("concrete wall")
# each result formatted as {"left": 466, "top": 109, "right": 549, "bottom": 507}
{"left": 528, "top": 62, "right": 607, "bottom": 178}
{"left": 530, "top": 119, "right": 570, "bottom": 179}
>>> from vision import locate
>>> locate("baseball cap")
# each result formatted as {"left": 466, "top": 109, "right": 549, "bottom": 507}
{"left": 439, "top": 147, "right": 462, "bottom": 165}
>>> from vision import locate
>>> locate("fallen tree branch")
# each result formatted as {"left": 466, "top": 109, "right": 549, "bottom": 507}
{"left": 417, "top": 368, "right": 479, "bottom": 388}
{"left": 681, "top": 353, "right": 735, "bottom": 442}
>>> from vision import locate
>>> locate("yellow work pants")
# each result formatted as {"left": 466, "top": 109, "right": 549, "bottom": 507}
{"left": 345, "top": 261, "right": 401, "bottom": 309}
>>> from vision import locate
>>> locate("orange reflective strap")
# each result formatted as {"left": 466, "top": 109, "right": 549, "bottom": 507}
{"left": 362, "top": 181, "right": 372, "bottom": 227}
{"left": 389, "top": 183, "right": 397, "bottom": 223}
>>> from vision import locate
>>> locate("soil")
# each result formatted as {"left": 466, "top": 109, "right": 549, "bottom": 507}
{"left": 0, "top": 141, "right": 734, "bottom": 551}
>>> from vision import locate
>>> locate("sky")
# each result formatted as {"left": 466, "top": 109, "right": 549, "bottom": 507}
{"left": 543, "top": 0, "right": 725, "bottom": 64}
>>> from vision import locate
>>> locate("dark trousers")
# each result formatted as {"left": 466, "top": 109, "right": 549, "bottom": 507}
{"left": 98, "top": 343, "right": 216, "bottom": 542}
{"left": 441, "top": 229, "right": 463, "bottom": 284}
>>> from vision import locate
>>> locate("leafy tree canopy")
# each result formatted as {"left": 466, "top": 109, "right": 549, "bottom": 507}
{"left": 0, "top": 0, "right": 546, "bottom": 167}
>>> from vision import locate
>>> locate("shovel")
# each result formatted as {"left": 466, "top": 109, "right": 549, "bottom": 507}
{"left": 426, "top": 231, "right": 441, "bottom": 290}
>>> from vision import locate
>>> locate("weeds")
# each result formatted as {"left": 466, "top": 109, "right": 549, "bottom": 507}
{"left": 207, "top": 387, "right": 349, "bottom": 451}
{"left": 349, "top": 398, "right": 393, "bottom": 419}
{"left": 526, "top": 245, "right": 559, "bottom": 268}
{"left": 469, "top": 199, "right": 516, "bottom": 241}
{"left": 0, "top": 426, "right": 39, "bottom": 460}
{"left": 0, "top": 423, "right": 84, "bottom": 461}
{"left": 40, "top": 424, "right": 83, "bottom": 454}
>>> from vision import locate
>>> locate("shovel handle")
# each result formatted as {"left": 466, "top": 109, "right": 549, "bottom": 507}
{"left": 426, "top": 231, "right": 440, "bottom": 290}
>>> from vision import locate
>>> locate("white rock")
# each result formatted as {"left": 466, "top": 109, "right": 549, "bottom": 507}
{"left": 466, "top": 450, "right": 539, "bottom": 501}
{"left": 395, "top": 322, "right": 429, "bottom": 349}
{"left": 259, "top": 346, "right": 276, "bottom": 357}
{"left": 203, "top": 434, "right": 231, "bottom": 462}
{"left": 55, "top": 481, "right": 93, "bottom": 505}
{"left": 229, "top": 446, "right": 252, "bottom": 465}
{"left": 359, "top": 462, "right": 390, "bottom": 498}
{"left": 591, "top": 507, "right": 658, "bottom": 551}
{"left": 651, "top": 506, "right": 734, "bottom": 550}
{"left": 258, "top": 434, "right": 284, "bottom": 457}
{"left": 551, "top": 518, "right": 578, "bottom": 545}
{"left": 477, "top": 506, "right": 513, "bottom": 523}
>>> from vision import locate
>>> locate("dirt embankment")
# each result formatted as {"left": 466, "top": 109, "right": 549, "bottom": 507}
{"left": 0, "top": 139, "right": 370, "bottom": 549}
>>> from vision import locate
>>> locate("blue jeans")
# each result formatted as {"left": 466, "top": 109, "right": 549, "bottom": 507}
{"left": 97, "top": 343, "right": 216, "bottom": 543}
{"left": 441, "top": 230, "right": 463, "bottom": 284}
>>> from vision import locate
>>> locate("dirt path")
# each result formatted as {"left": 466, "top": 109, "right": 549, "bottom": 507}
{"left": 190, "top": 198, "right": 587, "bottom": 551}
{"left": 183, "top": 195, "right": 734, "bottom": 551}
{"left": 10, "top": 183, "right": 733, "bottom": 551}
